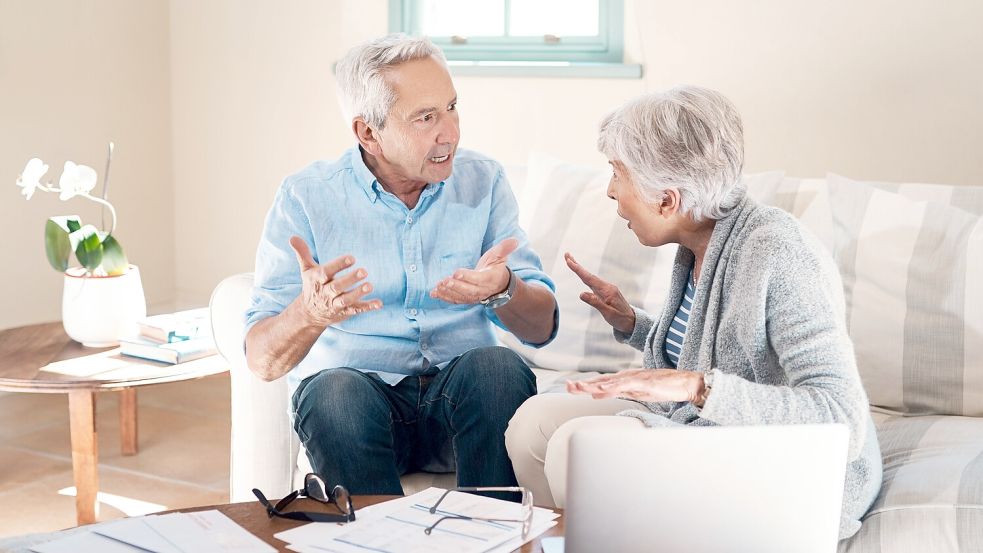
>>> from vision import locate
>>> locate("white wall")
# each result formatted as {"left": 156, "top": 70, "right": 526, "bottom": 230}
{"left": 0, "top": 0, "right": 174, "bottom": 329}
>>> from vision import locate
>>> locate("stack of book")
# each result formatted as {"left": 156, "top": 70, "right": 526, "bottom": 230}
{"left": 119, "top": 308, "right": 217, "bottom": 364}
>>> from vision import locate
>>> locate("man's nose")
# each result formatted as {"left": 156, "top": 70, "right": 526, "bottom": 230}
{"left": 436, "top": 114, "right": 460, "bottom": 144}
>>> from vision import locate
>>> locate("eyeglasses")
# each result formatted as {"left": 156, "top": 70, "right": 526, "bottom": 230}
{"left": 252, "top": 473, "right": 356, "bottom": 523}
{"left": 423, "top": 486, "right": 534, "bottom": 539}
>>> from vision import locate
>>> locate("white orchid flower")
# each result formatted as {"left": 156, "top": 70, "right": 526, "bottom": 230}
{"left": 16, "top": 158, "right": 49, "bottom": 200}
{"left": 58, "top": 161, "right": 98, "bottom": 201}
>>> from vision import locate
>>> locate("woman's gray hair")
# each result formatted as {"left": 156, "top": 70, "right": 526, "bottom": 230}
{"left": 597, "top": 86, "right": 745, "bottom": 223}
{"left": 335, "top": 34, "right": 447, "bottom": 130}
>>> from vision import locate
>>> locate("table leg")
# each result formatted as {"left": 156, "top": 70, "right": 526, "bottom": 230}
{"left": 120, "top": 388, "right": 138, "bottom": 456}
{"left": 68, "top": 390, "right": 99, "bottom": 525}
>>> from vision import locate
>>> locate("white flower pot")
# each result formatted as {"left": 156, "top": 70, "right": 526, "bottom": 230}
{"left": 62, "top": 264, "right": 147, "bottom": 347}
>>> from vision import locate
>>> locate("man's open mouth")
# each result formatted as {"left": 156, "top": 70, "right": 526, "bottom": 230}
{"left": 429, "top": 154, "right": 450, "bottom": 163}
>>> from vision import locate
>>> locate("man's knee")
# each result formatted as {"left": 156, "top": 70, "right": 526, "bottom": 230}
{"left": 455, "top": 346, "right": 536, "bottom": 395}
{"left": 294, "top": 369, "right": 387, "bottom": 438}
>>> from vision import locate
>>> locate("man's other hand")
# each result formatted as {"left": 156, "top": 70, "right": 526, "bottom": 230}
{"left": 290, "top": 236, "right": 382, "bottom": 326}
{"left": 430, "top": 237, "right": 518, "bottom": 305}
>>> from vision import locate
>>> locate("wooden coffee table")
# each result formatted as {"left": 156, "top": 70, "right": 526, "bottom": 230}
{"left": 169, "top": 496, "right": 565, "bottom": 552}
{"left": 0, "top": 321, "right": 228, "bottom": 525}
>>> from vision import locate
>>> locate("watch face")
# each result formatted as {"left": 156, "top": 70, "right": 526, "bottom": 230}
{"left": 483, "top": 294, "right": 511, "bottom": 309}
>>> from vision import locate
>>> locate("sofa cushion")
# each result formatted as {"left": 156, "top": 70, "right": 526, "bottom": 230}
{"left": 840, "top": 414, "right": 983, "bottom": 553}
{"left": 826, "top": 174, "right": 983, "bottom": 417}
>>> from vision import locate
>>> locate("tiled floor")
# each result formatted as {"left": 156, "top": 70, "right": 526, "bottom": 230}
{"left": 0, "top": 372, "right": 230, "bottom": 538}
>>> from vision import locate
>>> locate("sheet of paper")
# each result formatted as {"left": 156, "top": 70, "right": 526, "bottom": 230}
{"left": 91, "top": 517, "right": 183, "bottom": 553}
{"left": 540, "top": 536, "right": 565, "bottom": 553}
{"left": 29, "top": 530, "right": 146, "bottom": 553}
{"left": 276, "top": 488, "right": 559, "bottom": 553}
{"left": 274, "top": 494, "right": 424, "bottom": 545}
{"left": 144, "top": 510, "right": 276, "bottom": 553}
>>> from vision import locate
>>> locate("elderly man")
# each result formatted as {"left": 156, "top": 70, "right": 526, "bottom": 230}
{"left": 244, "top": 34, "right": 557, "bottom": 496}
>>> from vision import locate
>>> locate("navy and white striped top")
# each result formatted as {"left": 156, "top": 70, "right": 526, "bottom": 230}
{"left": 665, "top": 270, "right": 696, "bottom": 367}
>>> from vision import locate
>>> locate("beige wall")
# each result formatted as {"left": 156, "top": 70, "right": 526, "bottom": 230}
{"left": 167, "top": 0, "right": 983, "bottom": 307}
{"left": 4, "top": 1, "right": 981, "bottom": 323}
{"left": 0, "top": 0, "right": 174, "bottom": 329}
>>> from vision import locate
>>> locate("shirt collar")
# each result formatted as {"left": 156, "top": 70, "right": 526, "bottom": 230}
{"left": 349, "top": 146, "right": 382, "bottom": 203}
{"left": 349, "top": 145, "right": 451, "bottom": 204}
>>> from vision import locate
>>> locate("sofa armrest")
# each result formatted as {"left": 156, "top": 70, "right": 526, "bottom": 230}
{"left": 210, "top": 273, "right": 297, "bottom": 502}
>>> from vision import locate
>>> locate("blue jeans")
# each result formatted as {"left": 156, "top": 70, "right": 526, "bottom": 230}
{"left": 291, "top": 346, "right": 536, "bottom": 498}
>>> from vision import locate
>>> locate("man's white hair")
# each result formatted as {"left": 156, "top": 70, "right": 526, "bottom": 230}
{"left": 335, "top": 33, "right": 447, "bottom": 130}
{"left": 597, "top": 85, "right": 745, "bottom": 223}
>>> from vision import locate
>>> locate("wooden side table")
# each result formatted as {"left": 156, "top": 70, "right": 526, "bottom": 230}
{"left": 0, "top": 322, "right": 228, "bottom": 525}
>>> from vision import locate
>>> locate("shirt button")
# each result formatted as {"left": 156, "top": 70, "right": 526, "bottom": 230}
{"left": 409, "top": 264, "right": 417, "bottom": 272}
{"left": 408, "top": 308, "right": 418, "bottom": 317}
{"left": 421, "top": 342, "right": 428, "bottom": 350}
{"left": 406, "top": 216, "right": 414, "bottom": 224}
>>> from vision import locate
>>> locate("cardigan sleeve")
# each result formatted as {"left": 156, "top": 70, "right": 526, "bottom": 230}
{"left": 613, "top": 306, "right": 656, "bottom": 352}
{"left": 698, "top": 226, "right": 870, "bottom": 460}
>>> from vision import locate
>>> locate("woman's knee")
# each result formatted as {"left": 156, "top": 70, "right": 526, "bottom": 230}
{"left": 505, "top": 394, "right": 559, "bottom": 462}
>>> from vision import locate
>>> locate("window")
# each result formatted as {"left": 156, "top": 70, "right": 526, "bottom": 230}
{"left": 389, "top": 0, "right": 640, "bottom": 77}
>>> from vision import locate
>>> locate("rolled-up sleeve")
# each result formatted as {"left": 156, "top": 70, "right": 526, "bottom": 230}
{"left": 244, "top": 180, "right": 315, "bottom": 339}
{"left": 481, "top": 166, "right": 558, "bottom": 346}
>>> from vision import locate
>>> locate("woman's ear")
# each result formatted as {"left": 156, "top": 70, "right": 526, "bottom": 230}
{"left": 660, "top": 188, "right": 682, "bottom": 217}
{"left": 353, "top": 118, "right": 382, "bottom": 156}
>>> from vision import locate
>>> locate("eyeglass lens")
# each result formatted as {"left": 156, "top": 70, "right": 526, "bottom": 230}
{"left": 304, "top": 474, "right": 329, "bottom": 502}
{"left": 332, "top": 485, "right": 351, "bottom": 515}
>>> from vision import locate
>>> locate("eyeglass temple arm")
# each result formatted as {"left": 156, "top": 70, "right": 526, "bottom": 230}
{"left": 428, "top": 487, "right": 526, "bottom": 513}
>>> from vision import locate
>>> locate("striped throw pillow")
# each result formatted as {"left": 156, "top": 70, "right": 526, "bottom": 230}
{"left": 826, "top": 174, "right": 983, "bottom": 416}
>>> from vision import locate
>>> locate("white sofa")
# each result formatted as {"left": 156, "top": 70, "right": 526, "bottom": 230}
{"left": 212, "top": 155, "right": 983, "bottom": 552}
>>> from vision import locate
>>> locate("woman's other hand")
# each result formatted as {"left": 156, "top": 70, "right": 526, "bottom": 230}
{"left": 565, "top": 252, "right": 636, "bottom": 334}
{"left": 567, "top": 368, "right": 704, "bottom": 403}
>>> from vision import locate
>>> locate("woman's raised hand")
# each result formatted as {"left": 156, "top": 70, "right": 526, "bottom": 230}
{"left": 564, "top": 252, "right": 636, "bottom": 334}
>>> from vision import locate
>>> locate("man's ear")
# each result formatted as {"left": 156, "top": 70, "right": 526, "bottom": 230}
{"left": 353, "top": 118, "right": 382, "bottom": 156}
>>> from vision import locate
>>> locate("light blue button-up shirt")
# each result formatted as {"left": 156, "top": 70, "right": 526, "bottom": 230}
{"left": 246, "top": 146, "right": 557, "bottom": 395}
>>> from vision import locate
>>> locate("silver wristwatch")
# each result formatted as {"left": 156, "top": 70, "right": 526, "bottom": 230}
{"left": 479, "top": 267, "right": 516, "bottom": 309}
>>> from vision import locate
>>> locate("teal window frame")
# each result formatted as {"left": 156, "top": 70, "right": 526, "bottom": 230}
{"left": 388, "top": 0, "right": 626, "bottom": 64}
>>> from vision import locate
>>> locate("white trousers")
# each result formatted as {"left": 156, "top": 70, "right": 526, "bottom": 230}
{"left": 504, "top": 393, "right": 644, "bottom": 508}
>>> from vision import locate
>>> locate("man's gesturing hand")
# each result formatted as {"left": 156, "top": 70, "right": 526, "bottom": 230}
{"left": 290, "top": 236, "right": 382, "bottom": 326}
{"left": 431, "top": 237, "right": 518, "bottom": 305}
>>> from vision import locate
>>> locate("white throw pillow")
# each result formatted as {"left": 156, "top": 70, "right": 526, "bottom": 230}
{"left": 826, "top": 173, "right": 983, "bottom": 416}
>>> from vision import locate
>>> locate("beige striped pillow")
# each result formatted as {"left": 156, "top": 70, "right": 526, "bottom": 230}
{"left": 827, "top": 174, "right": 983, "bottom": 416}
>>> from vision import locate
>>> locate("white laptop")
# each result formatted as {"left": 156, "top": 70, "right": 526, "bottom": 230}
{"left": 564, "top": 424, "right": 849, "bottom": 553}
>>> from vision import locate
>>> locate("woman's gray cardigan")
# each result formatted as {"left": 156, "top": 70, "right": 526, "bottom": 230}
{"left": 615, "top": 196, "right": 882, "bottom": 539}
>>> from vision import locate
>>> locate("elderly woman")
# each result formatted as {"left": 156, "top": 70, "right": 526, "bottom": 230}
{"left": 505, "top": 86, "right": 882, "bottom": 539}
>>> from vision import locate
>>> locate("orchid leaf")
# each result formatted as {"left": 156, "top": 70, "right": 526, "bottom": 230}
{"left": 44, "top": 218, "right": 71, "bottom": 272}
{"left": 72, "top": 225, "right": 102, "bottom": 273}
{"left": 100, "top": 234, "right": 128, "bottom": 275}
{"left": 66, "top": 218, "right": 81, "bottom": 233}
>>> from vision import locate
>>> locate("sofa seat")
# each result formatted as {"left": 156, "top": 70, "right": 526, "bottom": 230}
{"left": 841, "top": 414, "right": 983, "bottom": 551}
